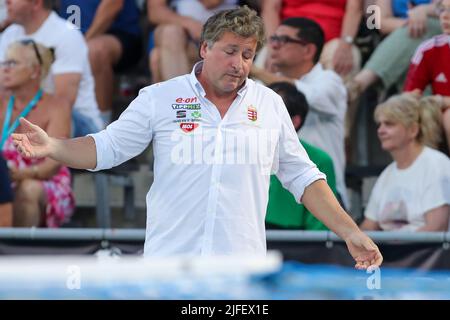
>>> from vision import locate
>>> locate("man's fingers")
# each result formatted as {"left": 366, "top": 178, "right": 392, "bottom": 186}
{"left": 11, "top": 133, "right": 24, "bottom": 141}
{"left": 373, "top": 252, "right": 383, "bottom": 267}
{"left": 19, "top": 117, "right": 38, "bottom": 131}
{"left": 355, "top": 262, "right": 364, "bottom": 270}
{"left": 17, "top": 139, "right": 34, "bottom": 158}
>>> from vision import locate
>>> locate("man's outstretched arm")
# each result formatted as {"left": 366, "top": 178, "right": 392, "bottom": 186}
{"left": 301, "top": 179, "right": 383, "bottom": 269}
{"left": 12, "top": 118, "right": 97, "bottom": 170}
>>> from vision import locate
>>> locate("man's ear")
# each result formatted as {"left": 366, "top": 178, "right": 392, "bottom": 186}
{"left": 199, "top": 41, "right": 208, "bottom": 59}
{"left": 291, "top": 115, "right": 302, "bottom": 131}
{"left": 33, "top": 0, "right": 42, "bottom": 9}
{"left": 305, "top": 43, "right": 317, "bottom": 63}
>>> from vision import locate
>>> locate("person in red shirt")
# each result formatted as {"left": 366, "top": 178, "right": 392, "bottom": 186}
{"left": 261, "top": 0, "right": 363, "bottom": 78}
{"left": 404, "top": 0, "right": 450, "bottom": 153}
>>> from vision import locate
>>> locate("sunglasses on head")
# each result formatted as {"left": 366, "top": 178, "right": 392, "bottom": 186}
{"left": 20, "top": 39, "right": 43, "bottom": 66}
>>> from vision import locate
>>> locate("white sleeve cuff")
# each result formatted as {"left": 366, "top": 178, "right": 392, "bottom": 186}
{"left": 86, "top": 131, "right": 113, "bottom": 172}
{"left": 289, "top": 167, "right": 326, "bottom": 204}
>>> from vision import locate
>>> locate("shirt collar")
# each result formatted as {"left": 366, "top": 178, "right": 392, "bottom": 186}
{"left": 189, "top": 61, "right": 249, "bottom": 98}
{"left": 29, "top": 11, "right": 55, "bottom": 37}
{"left": 299, "top": 63, "right": 323, "bottom": 82}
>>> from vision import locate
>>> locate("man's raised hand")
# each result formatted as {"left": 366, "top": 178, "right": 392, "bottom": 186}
{"left": 12, "top": 118, "right": 52, "bottom": 159}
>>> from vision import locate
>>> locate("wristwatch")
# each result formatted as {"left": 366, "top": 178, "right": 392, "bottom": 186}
{"left": 342, "top": 35, "right": 354, "bottom": 45}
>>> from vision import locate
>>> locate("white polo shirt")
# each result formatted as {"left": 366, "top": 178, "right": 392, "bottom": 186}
{"left": 90, "top": 63, "right": 325, "bottom": 256}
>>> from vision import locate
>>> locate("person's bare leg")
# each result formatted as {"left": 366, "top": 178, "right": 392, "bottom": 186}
{"left": 88, "top": 35, "right": 123, "bottom": 112}
{"left": 186, "top": 40, "right": 201, "bottom": 67}
{"left": 149, "top": 47, "right": 162, "bottom": 84}
{"left": 0, "top": 203, "right": 12, "bottom": 227}
{"left": 13, "top": 179, "right": 46, "bottom": 227}
{"left": 154, "top": 24, "right": 190, "bottom": 80}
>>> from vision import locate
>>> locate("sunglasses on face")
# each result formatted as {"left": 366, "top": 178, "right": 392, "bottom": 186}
{"left": 20, "top": 39, "right": 43, "bottom": 66}
{"left": 269, "top": 35, "right": 308, "bottom": 46}
{"left": 0, "top": 59, "right": 20, "bottom": 68}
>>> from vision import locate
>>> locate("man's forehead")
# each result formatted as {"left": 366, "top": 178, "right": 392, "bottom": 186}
{"left": 275, "top": 25, "right": 298, "bottom": 35}
{"left": 216, "top": 32, "right": 257, "bottom": 45}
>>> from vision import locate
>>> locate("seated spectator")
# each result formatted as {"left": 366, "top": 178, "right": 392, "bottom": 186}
{"left": 0, "top": 153, "right": 12, "bottom": 227}
{"left": 266, "top": 82, "right": 337, "bottom": 230}
{"left": 346, "top": 0, "right": 441, "bottom": 138}
{"left": 0, "top": 0, "right": 9, "bottom": 35}
{"left": 147, "top": 0, "right": 238, "bottom": 83}
{"left": 0, "top": 0, "right": 103, "bottom": 137}
{"left": 404, "top": 0, "right": 450, "bottom": 154}
{"left": 251, "top": 17, "right": 349, "bottom": 208}
{"left": 361, "top": 93, "right": 450, "bottom": 232}
{"left": 0, "top": 40, "right": 74, "bottom": 227}
{"left": 260, "top": 0, "right": 363, "bottom": 80}
{"left": 59, "top": 0, "right": 143, "bottom": 125}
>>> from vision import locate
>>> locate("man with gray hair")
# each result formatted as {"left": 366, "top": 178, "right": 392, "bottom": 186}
{"left": 11, "top": 6, "right": 382, "bottom": 268}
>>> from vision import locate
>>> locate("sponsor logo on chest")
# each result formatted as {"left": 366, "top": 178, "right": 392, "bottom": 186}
{"left": 172, "top": 97, "right": 202, "bottom": 130}
{"left": 180, "top": 122, "right": 199, "bottom": 133}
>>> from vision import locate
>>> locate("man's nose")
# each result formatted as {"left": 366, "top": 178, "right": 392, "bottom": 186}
{"left": 231, "top": 55, "right": 242, "bottom": 70}
{"left": 270, "top": 40, "right": 281, "bottom": 50}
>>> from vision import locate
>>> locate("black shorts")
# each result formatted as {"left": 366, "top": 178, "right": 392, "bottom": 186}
{"left": 108, "top": 30, "right": 143, "bottom": 72}
{"left": 0, "top": 155, "right": 13, "bottom": 204}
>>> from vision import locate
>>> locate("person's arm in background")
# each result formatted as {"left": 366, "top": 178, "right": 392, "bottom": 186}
{"left": 148, "top": 0, "right": 203, "bottom": 41}
{"left": 332, "top": 0, "right": 363, "bottom": 76}
{"left": 200, "top": 0, "right": 226, "bottom": 10}
{"left": 302, "top": 180, "right": 383, "bottom": 268}
{"left": 377, "top": 0, "right": 437, "bottom": 37}
{"left": 51, "top": 27, "right": 91, "bottom": 111}
{"left": 360, "top": 217, "right": 382, "bottom": 231}
{"left": 416, "top": 205, "right": 450, "bottom": 231}
{"left": 406, "top": 2, "right": 437, "bottom": 38}
{"left": 261, "top": 0, "right": 282, "bottom": 40}
{"left": 85, "top": 0, "right": 124, "bottom": 41}
{"left": 53, "top": 73, "right": 81, "bottom": 110}
{"left": 377, "top": 0, "right": 407, "bottom": 35}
